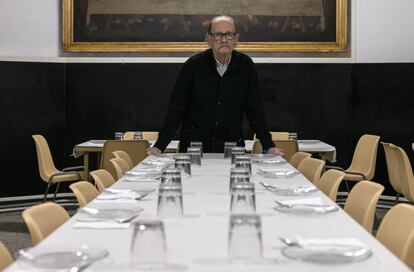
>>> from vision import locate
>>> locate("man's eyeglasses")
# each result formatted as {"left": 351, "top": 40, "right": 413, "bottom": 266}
{"left": 209, "top": 32, "right": 237, "bottom": 41}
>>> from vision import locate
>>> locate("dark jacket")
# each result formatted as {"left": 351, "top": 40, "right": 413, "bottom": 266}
{"left": 154, "top": 48, "right": 274, "bottom": 153}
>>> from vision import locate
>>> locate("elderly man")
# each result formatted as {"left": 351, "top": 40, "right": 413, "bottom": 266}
{"left": 147, "top": 15, "right": 281, "bottom": 155}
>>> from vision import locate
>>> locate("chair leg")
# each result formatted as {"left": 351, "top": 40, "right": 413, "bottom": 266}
{"left": 43, "top": 181, "right": 52, "bottom": 203}
{"left": 345, "top": 180, "right": 350, "bottom": 193}
{"left": 52, "top": 182, "right": 60, "bottom": 202}
{"left": 395, "top": 193, "right": 400, "bottom": 204}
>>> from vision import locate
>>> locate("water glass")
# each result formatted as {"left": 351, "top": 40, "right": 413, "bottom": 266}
{"left": 190, "top": 141, "right": 203, "bottom": 157}
{"left": 174, "top": 155, "right": 191, "bottom": 177}
{"left": 130, "top": 219, "right": 167, "bottom": 264}
{"left": 289, "top": 132, "right": 298, "bottom": 140}
{"left": 234, "top": 155, "right": 252, "bottom": 176}
{"left": 187, "top": 147, "right": 202, "bottom": 166}
{"left": 228, "top": 214, "right": 263, "bottom": 262}
{"left": 230, "top": 183, "right": 256, "bottom": 214}
{"left": 224, "top": 142, "right": 237, "bottom": 158}
{"left": 133, "top": 131, "right": 143, "bottom": 140}
{"left": 157, "top": 183, "right": 183, "bottom": 218}
{"left": 115, "top": 132, "right": 124, "bottom": 140}
{"left": 160, "top": 168, "right": 181, "bottom": 184}
{"left": 231, "top": 147, "right": 246, "bottom": 164}
{"left": 229, "top": 167, "right": 250, "bottom": 193}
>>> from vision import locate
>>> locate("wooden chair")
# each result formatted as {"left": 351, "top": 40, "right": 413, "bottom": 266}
{"left": 113, "top": 150, "right": 134, "bottom": 169}
{"left": 297, "top": 158, "right": 325, "bottom": 184}
{"left": 254, "top": 132, "right": 289, "bottom": 141}
{"left": 315, "top": 169, "right": 346, "bottom": 202}
{"left": 110, "top": 158, "right": 131, "bottom": 180}
{"left": 252, "top": 140, "right": 299, "bottom": 161}
{"left": 0, "top": 241, "right": 12, "bottom": 271}
{"left": 32, "top": 135, "right": 83, "bottom": 202}
{"left": 69, "top": 181, "right": 99, "bottom": 207}
{"left": 344, "top": 180, "right": 384, "bottom": 233}
{"left": 22, "top": 202, "right": 69, "bottom": 245}
{"left": 382, "top": 142, "right": 403, "bottom": 203}
{"left": 90, "top": 169, "right": 115, "bottom": 193}
{"left": 101, "top": 140, "right": 149, "bottom": 179}
{"left": 376, "top": 204, "right": 414, "bottom": 268}
{"left": 289, "top": 151, "right": 312, "bottom": 168}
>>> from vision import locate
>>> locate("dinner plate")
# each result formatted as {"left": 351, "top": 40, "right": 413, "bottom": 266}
{"left": 77, "top": 207, "right": 143, "bottom": 222}
{"left": 274, "top": 203, "right": 339, "bottom": 214}
{"left": 257, "top": 168, "right": 299, "bottom": 178}
{"left": 19, "top": 245, "right": 109, "bottom": 269}
{"left": 281, "top": 243, "right": 372, "bottom": 263}
{"left": 266, "top": 185, "right": 318, "bottom": 196}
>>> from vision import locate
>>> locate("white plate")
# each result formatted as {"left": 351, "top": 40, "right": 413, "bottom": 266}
{"left": 257, "top": 168, "right": 299, "bottom": 178}
{"left": 77, "top": 207, "right": 143, "bottom": 222}
{"left": 265, "top": 185, "right": 318, "bottom": 196}
{"left": 19, "top": 245, "right": 109, "bottom": 269}
{"left": 282, "top": 244, "right": 372, "bottom": 263}
{"left": 274, "top": 203, "right": 338, "bottom": 214}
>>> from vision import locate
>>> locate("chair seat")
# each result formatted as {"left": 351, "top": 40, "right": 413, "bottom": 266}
{"left": 50, "top": 172, "right": 81, "bottom": 183}
{"left": 344, "top": 172, "right": 365, "bottom": 182}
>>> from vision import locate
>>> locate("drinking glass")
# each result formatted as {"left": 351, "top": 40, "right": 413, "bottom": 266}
{"left": 231, "top": 147, "right": 245, "bottom": 164}
{"left": 228, "top": 214, "right": 263, "bottom": 262}
{"left": 160, "top": 168, "right": 181, "bottom": 185}
{"left": 157, "top": 183, "right": 183, "bottom": 218}
{"left": 133, "top": 131, "right": 143, "bottom": 140}
{"left": 230, "top": 183, "right": 256, "bottom": 214}
{"left": 174, "top": 155, "right": 191, "bottom": 177}
{"left": 115, "top": 132, "right": 124, "bottom": 140}
{"left": 289, "top": 132, "right": 298, "bottom": 140}
{"left": 235, "top": 155, "right": 252, "bottom": 176}
{"left": 130, "top": 219, "right": 167, "bottom": 265}
{"left": 224, "top": 142, "right": 237, "bottom": 158}
{"left": 187, "top": 147, "right": 202, "bottom": 166}
{"left": 229, "top": 167, "right": 250, "bottom": 193}
{"left": 190, "top": 141, "right": 203, "bottom": 157}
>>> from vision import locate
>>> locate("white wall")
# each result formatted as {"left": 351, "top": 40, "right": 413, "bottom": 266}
{"left": 0, "top": 0, "right": 414, "bottom": 62}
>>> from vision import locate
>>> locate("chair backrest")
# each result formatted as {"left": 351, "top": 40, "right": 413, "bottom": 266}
{"left": 32, "top": 134, "right": 59, "bottom": 182}
{"left": 22, "top": 202, "right": 69, "bottom": 245}
{"left": 347, "top": 134, "right": 380, "bottom": 180}
{"left": 297, "top": 158, "right": 325, "bottom": 184}
{"left": 101, "top": 140, "right": 149, "bottom": 179}
{"left": 382, "top": 142, "right": 402, "bottom": 195}
{"left": 253, "top": 140, "right": 299, "bottom": 161}
{"left": 113, "top": 150, "right": 134, "bottom": 169}
{"left": 315, "top": 169, "right": 346, "bottom": 202}
{"left": 90, "top": 169, "right": 115, "bottom": 192}
{"left": 123, "top": 131, "right": 135, "bottom": 140}
{"left": 344, "top": 180, "right": 384, "bottom": 233}
{"left": 376, "top": 204, "right": 414, "bottom": 268}
{"left": 69, "top": 181, "right": 99, "bottom": 207}
{"left": 143, "top": 131, "right": 159, "bottom": 140}
{"left": 289, "top": 151, "right": 312, "bottom": 168}
{"left": 0, "top": 241, "right": 12, "bottom": 271}
{"left": 254, "top": 132, "right": 289, "bottom": 141}
{"left": 110, "top": 158, "right": 131, "bottom": 180}
{"left": 393, "top": 145, "right": 414, "bottom": 202}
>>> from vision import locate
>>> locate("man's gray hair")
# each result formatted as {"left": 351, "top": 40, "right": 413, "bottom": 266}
{"left": 207, "top": 15, "right": 236, "bottom": 33}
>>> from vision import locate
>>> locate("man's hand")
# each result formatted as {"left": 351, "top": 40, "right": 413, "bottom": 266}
{"left": 146, "top": 147, "right": 162, "bottom": 155}
{"left": 267, "top": 147, "right": 285, "bottom": 157}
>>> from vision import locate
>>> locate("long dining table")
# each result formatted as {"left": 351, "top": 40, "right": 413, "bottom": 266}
{"left": 8, "top": 154, "right": 410, "bottom": 271}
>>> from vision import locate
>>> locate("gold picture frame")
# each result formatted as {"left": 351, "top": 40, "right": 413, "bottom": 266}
{"left": 63, "top": 0, "right": 347, "bottom": 53}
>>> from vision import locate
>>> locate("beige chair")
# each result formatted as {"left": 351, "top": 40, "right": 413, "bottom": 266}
{"left": 344, "top": 180, "right": 384, "bottom": 233}
{"left": 297, "top": 158, "right": 325, "bottom": 184}
{"left": 110, "top": 158, "right": 131, "bottom": 180}
{"left": 101, "top": 140, "right": 149, "bottom": 179}
{"left": 32, "top": 135, "right": 83, "bottom": 202}
{"left": 90, "top": 169, "right": 115, "bottom": 192}
{"left": 315, "top": 169, "right": 346, "bottom": 202}
{"left": 123, "top": 131, "right": 135, "bottom": 140}
{"left": 382, "top": 142, "right": 403, "bottom": 203}
{"left": 69, "top": 181, "right": 99, "bottom": 207}
{"left": 328, "top": 134, "right": 380, "bottom": 189}
{"left": 0, "top": 241, "right": 12, "bottom": 271}
{"left": 376, "top": 204, "right": 414, "bottom": 268}
{"left": 392, "top": 145, "right": 414, "bottom": 203}
{"left": 254, "top": 132, "right": 289, "bottom": 141}
{"left": 113, "top": 150, "right": 134, "bottom": 169}
{"left": 22, "top": 202, "right": 69, "bottom": 245}
{"left": 289, "top": 151, "right": 312, "bottom": 168}
{"left": 252, "top": 140, "right": 299, "bottom": 161}
{"left": 143, "top": 131, "right": 159, "bottom": 140}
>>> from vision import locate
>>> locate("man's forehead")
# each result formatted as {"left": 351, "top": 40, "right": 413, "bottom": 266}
{"left": 211, "top": 19, "right": 236, "bottom": 32}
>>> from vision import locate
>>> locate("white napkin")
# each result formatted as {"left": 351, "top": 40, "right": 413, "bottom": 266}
{"left": 296, "top": 236, "right": 368, "bottom": 251}
{"left": 279, "top": 197, "right": 323, "bottom": 205}
{"left": 93, "top": 191, "right": 141, "bottom": 203}
{"left": 72, "top": 221, "right": 131, "bottom": 229}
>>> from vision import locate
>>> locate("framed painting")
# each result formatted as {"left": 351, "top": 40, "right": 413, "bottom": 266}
{"left": 63, "top": 0, "right": 347, "bottom": 53}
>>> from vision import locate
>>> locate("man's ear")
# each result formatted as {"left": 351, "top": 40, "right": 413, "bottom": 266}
{"left": 205, "top": 33, "right": 212, "bottom": 46}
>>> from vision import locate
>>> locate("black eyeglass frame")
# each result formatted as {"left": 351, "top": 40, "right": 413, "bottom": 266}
{"left": 208, "top": 32, "right": 238, "bottom": 41}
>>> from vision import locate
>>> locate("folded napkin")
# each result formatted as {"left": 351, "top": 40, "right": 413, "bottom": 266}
{"left": 72, "top": 221, "right": 131, "bottom": 229}
{"left": 97, "top": 191, "right": 141, "bottom": 200}
{"left": 278, "top": 197, "right": 323, "bottom": 206}
{"left": 295, "top": 237, "right": 368, "bottom": 251}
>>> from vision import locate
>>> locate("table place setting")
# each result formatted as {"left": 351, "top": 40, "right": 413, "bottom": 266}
{"left": 93, "top": 190, "right": 150, "bottom": 204}
{"left": 279, "top": 236, "right": 373, "bottom": 264}
{"left": 123, "top": 169, "right": 162, "bottom": 182}
{"left": 257, "top": 167, "right": 299, "bottom": 178}
{"left": 273, "top": 197, "right": 339, "bottom": 214}
{"left": 250, "top": 154, "right": 288, "bottom": 164}
{"left": 259, "top": 181, "right": 318, "bottom": 196}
